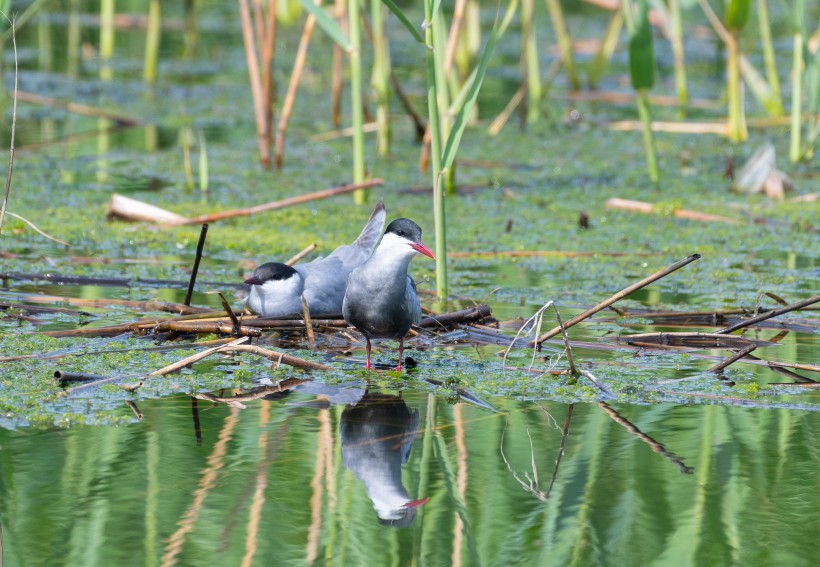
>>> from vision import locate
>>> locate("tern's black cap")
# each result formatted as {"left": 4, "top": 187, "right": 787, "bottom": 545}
{"left": 245, "top": 262, "right": 297, "bottom": 285}
{"left": 384, "top": 218, "right": 423, "bottom": 242}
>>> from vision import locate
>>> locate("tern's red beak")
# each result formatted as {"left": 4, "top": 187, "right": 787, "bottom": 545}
{"left": 410, "top": 242, "right": 435, "bottom": 259}
{"left": 244, "top": 276, "right": 263, "bottom": 285}
{"left": 403, "top": 496, "right": 430, "bottom": 509}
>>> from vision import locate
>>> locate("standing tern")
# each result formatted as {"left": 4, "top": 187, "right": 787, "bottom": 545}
{"left": 342, "top": 217, "right": 435, "bottom": 370}
{"left": 244, "top": 199, "right": 386, "bottom": 317}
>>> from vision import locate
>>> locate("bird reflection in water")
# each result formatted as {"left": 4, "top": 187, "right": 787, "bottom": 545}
{"left": 340, "top": 391, "right": 428, "bottom": 527}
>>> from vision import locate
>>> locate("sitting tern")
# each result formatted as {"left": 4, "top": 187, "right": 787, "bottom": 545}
{"left": 244, "top": 199, "right": 386, "bottom": 317}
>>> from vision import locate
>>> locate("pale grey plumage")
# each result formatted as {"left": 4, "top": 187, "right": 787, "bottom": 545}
{"left": 245, "top": 199, "right": 386, "bottom": 317}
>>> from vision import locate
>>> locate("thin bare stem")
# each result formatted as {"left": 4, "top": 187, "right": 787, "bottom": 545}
{"left": 0, "top": 15, "right": 18, "bottom": 234}
{"left": 184, "top": 224, "right": 209, "bottom": 306}
{"left": 534, "top": 254, "right": 702, "bottom": 345}
{"left": 1, "top": 212, "right": 70, "bottom": 246}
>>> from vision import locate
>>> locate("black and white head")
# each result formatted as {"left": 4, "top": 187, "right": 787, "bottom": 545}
{"left": 380, "top": 219, "right": 435, "bottom": 260}
{"left": 244, "top": 262, "right": 302, "bottom": 293}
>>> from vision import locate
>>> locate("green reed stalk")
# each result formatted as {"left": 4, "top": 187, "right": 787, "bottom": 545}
{"left": 348, "top": 0, "right": 365, "bottom": 204}
{"left": 521, "top": 0, "right": 541, "bottom": 123}
{"left": 756, "top": 0, "right": 783, "bottom": 116}
{"left": 425, "top": 0, "right": 448, "bottom": 300}
{"left": 183, "top": 0, "right": 198, "bottom": 57}
{"left": 544, "top": 0, "right": 579, "bottom": 90}
{"left": 726, "top": 31, "right": 747, "bottom": 142}
{"left": 198, "top": 130, "right": 209, "bottom": 200}
{"left": 724, "top": 0, "right": 750, "bottom": 142}
{"left": 67, "top": 0, "right": 80, "bottom": 77}
{"left": 144, "top": 0, "right": 161, "bottom": 83}
{"left": 433, "top": 6, "right": 455, "bottom": 196}
{"left": 587, "top": 9, "right": 622, "bottom": 90}
{"left": 668, "top": 0, "right": 688, "bottom": 113}
{"left": 624, "top": 0, "right": 659, "bottom": 183}
{"left": 37, "top": 1, "right": 52, "bottom": 72}
{"left": 100, "top": 0, "right": 114, "bottom": 81}
{"left": 789, "top": 0, "right": 804, "bottom": 162}
{"left": 370, "top": 0, "right": 391, "bottom": 156}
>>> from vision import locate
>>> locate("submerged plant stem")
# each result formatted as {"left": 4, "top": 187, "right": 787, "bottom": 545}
{"left": 635, "top": 89, "right": 659, "bottom": 183}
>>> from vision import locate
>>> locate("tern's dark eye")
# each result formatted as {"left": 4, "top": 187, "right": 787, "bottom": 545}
{"left": 396, "top": 230, "right": 406, "bottom": 237}
{"left": 272, "top": 274, "right": 283, "bottom": 281}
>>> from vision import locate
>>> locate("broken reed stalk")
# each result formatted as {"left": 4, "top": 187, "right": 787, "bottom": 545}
{"left": 605, "top": 197, "right": 740, "bottom": 224}
{"left": 15, "top": 91, "right": 141, "bottom": 125}
{"left": 579, "top": 369, "right": 614, "bottom": 397}
{"left": 545, "top": 404, "right": 574, "bottom": 498}
{"left": 125, "top": 400, "right": 143, "bottom": 419}
{"left": 551, "top": 303, "right": 577, "bottom": 375}
{"left": 219, "top": 345, "right": 332, "bottom": 371}
{"left": 0, "top": 16, "right": 18, "bottom": 235}
{"left": 275, "top": 8, "right": 316, "bottom": 169}
{"left": 54, "top": 371, "right": 112, "bottom": 382}
{"left": 238, "top": 0, "right": 270, "bottom": 165}
{"left": 533, "top": 253, "right": 702, "bottom": 346}
{"left": 390, "top": 70, "right": 426, "bottom": 140}
{"left": 331, "top": 0, "right": 346, "bottom": 127}
{"left": 180, "top": 179, "right": 383, "bottom": 225}
{"left": 260, "top": 0, "right": 277, "bottom": 148}
{"left": 598, "top": 402, "right": 694, "bottom": 474}
{"left": 708, "top": 344, "right": 758, "bottom": 373}
{"left": 715, "top": 294, "right": 820, "bottom": 334}
{"left": 301, "top": 294, "right": 316, "bottom": 351}
{"left": 15, "top": 293, "right": 210, "bottom": 315}
{"left": 285, "top": 243, "right": 316, "bottom": 265}
{"left": 184, "top": 224, "right": 208, "bottom": 306}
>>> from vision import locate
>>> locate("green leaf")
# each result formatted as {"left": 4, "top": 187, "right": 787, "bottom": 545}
{"left": 628, "top": 0, "right": 655, "bottom": 91}
{"left": 441, "top": 22, "right": 498, "bottom": 172}
{"left": 299, "top": 0, "right": 350, "bottom": 50}
{"left": 724, "top": 0, "right": 751, "bottom": 31}
{"left": 381, "top": 0, "right": 424, "bottom": 44}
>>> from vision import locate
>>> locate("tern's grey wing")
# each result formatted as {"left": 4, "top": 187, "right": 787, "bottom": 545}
{"left": 297, "top": 257, "right": 349, "bottom": 315}
{"left": 405, "top": 276, "right": 422, "bottom": 326}
{"left": 328, "top": 199, "right": 386, "bottom": 271}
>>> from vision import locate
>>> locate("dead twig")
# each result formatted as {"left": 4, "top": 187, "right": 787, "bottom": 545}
{"left": 125, "top": 399, "right": 143, "bottom": 420}
{"left": 184, "top": 224, "right": 209, "bottom": 306}
{"left": 716, "top": 294, "right": 820, "bottom": 334}
{"left": 285, "top": 243, "right": 316, "bottom": 266}
{"left": 1, "top": 212, "right": 70, "bottom": 246}
{"left": 301, "top": 294, "right": 316, "bottom": 351}
{"left": 606, "top": 198, "right": 740, "bottom": 224}
{"left": 579, "top": 369, "right": 614, "bottom": 398}
{"left": 533, "top": 253, "right": 702, "bottom": 346}
{"left": 218, "top": 344, "right": 331, "bottom": 371}
{"left": 598, "top": 402, "right": 693, "bottom": 474}
{"left": 708, "top": 344, "right": 758, "bottom": 373}
{"left": 0, "top": 14, "right": 18, "bottom": 235}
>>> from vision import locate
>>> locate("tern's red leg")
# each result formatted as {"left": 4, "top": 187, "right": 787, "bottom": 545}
{"left": 395, "top": 338, "right": 404, "bottom": 372}
{"left": 365, "top": 338, "right": 372, "bottom": 370}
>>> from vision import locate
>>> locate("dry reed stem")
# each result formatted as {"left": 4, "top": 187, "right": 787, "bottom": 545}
{"left": 16, "top": 91, "right": 140, "bottom": 124}
{"left": 606, "top": 197, "right": 741, "bottom": 224}
{"left": 0, "top": 15, "right": 17, "bottom": 235}
{"left": 1, "top": 212, "right": 70, "bottom": 246}
{"left": 301, "top": 294, "right": 316, "bottom": 351}
{"left": 184, "top": 224, "right": 208, "bottom": 306}
{"left": 275, "top": 9, "right": 317, "bottom": 169}
{"left": 708, "top": 344, "right": 758, "bottom": 373}
{"left": 533, "top": 253, "right": 701, "bottom": 345}
{"left": 238, "top": 0, "right": 270, "bottom": 165}
{"left": 716, "top": 294, "right": 820, "bottom": 334}
{"left": 330, "top": 0, "right": 346, "bottom": 127}
{"left": 598, "top": 402, "right": 693, "bottom": 473}
{"left": 261, "top": 0, "right": 278, "bottom": 148}
{"left": 285, "top": 243, "right": 317, "bottom": 265}
{"left": 180, "top": 179, "right": 384, "bottom": 224}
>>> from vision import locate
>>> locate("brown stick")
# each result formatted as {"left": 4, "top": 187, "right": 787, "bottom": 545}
{"left": 419, "top": 304, "right": 493, "bottom": 328}
{"left": 261, "top": 0, "right": 278, "bottom": 148}
{"left": 125, "top": 399, "right": 143, "bottom": 419}
{"left": 606, "top": 198, "right": 741, "bottom": 224}
{"left": 184, "top": 224, "right": 209, "bottom": 306}
{"left": 285, "top": 243, "right": 317, "bottom": 265}
{"left": 533, "top": 253, "right": 702, "bottom": 345}
{"left": 220, "top": 344, "right": 331, "bottom": 370}
{"left": 301, "top": 294, "right": 316, "bottom": 351}
{"left": 238, "top": 0, "right": 270, "bottom": 165}
{"left": 178, "top": 179, "right": 383, "bottom": 224}
{"left": 0, "top": 17, "right": 17, "bottom": 235}
{"left": 389, "top": 71, "right": 426, "bottom": 140}
{"left": 16, "top": 91, "right": 140, "bottom": 125}
{"left": 330, "top": 0, "right": 345, "bottom": 128}
{"left": 275, "top": 9, "right": 316, "bottom": 169}
{"left": 708, "top": 344, "right": 758, "bottom": 373}
{"left": 716, "top": 295, "right": 820, "bottom": 334}
{"left": 598, "top": 402, "right": 693, "bottom": 474}
{"left": 15, "top": 293, "right": 210, "bottom": 315}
